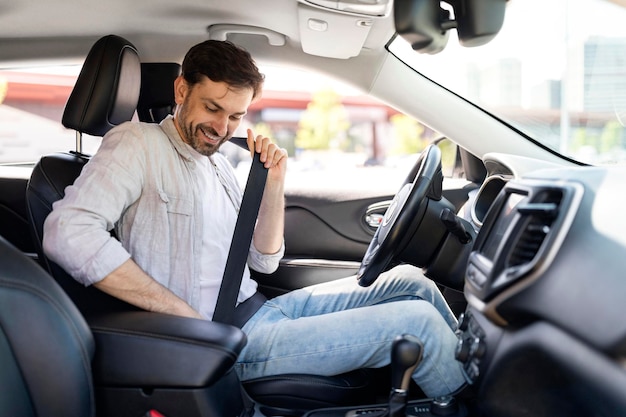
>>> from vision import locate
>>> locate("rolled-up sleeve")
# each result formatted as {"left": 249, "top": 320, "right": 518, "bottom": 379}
{"left": 43, "top": 199, "right": 132, "bottom": 286}
{"left": 248, "top": 241, "right": 284, "bottom": 274}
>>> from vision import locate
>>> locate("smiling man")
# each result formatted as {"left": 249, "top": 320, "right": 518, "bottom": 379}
{"left": 43, "top": 40, "right": 468, "bottom": 398}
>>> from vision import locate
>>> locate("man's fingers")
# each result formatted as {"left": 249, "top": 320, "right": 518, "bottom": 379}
{"left": 246, "top": 130, "right": 287, "bottom": 168}
{"left": 246, "top": 129, "right": 255, "bottom": 158}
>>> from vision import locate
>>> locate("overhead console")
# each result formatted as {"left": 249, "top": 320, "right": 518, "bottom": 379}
{"left": 296, "top": 0, "right": 387, "bottom": 59}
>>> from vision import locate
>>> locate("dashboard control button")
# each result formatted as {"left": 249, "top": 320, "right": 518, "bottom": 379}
{"left": 457, "top": 312, "right": 470, "bottom": 332}
{"left": 455, "top": 338, "right": 471, "bottom": 362}
{"left": 469, "top": 337, "right": 486, "bottom": 358}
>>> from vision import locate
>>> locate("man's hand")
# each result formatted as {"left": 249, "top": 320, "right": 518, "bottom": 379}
{"left": 246, "top": 129, "right": 286, "bottom": 255}
{"left": 246, "top": 129, "right": 288, "bottom": 183}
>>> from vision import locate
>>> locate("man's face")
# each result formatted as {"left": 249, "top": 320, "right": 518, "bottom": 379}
{"left": 173, "top": 75, "right": 253, "bottom": 156}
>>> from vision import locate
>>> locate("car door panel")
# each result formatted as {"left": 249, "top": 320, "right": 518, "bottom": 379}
{"left": 283, "top": 194, "right": 384, "bottom": 261}
{"left": 253, "top": 180, "right": 477, "bottom": 297}
{"left": 252, "top": 192, "right": 381, "bottom": 297}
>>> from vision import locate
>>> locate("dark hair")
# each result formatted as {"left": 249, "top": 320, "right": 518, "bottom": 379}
{"left": 182, "top": 40, "right": 264, "bottom": 99}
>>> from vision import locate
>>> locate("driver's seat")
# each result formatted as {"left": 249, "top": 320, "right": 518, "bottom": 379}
{"left": 26, "top": 34, "right": 375, "bottom": 415}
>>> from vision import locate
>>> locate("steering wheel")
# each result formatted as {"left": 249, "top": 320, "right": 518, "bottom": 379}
{"left": 357, "top": 144, "right": 443, "bottom": 287}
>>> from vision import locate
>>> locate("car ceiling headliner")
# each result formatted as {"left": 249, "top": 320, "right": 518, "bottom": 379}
{"left": 0, "top": 0, "right": 395, "bottom": 67}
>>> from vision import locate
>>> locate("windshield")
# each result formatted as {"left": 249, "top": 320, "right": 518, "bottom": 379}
{"left": 389, "top": 0, "right": 626, "bottom": 166}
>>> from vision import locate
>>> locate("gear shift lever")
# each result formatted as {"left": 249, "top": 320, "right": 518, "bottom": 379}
{"left": 386, "top": 334, "right": 423, "bottom": 417}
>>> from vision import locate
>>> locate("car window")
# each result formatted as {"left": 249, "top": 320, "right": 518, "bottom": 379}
{"left": 0, "top": 66, "right": 102, "bottom": 164}
{"left": 1, "top": 64, "right": 459, "bottom": 190}
{"left": 230, "top": 65, "right": 460, "bottom": 190}
{"left": 389, "top": 0, "right": 626, "bottom": 166}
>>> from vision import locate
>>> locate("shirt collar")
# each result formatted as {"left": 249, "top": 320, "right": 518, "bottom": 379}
{"left": 159, "top": 115, "right": 195, "bottom": 162}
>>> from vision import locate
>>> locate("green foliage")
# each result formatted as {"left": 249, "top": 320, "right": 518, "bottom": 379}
{"left": 438, "top": 138, "right": 457, "bottom": 174}
{"left": 600, "top": 120, "right": 624, "bottom": 153}
{"left": 295, "top": 89, "right": 350, "bottom": 150}
{"left": 389, "top": 113, "right": 426, "bottom": 155}
{"left": 251, "top": 122, "right": 273, "bottom": 140}
{"left": 571, "top": 121, "right": 626, "bottom": 160}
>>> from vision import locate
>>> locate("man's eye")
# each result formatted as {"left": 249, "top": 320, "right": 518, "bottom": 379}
{"left": 206, "top": 107, "right": 217, "bottom": 113}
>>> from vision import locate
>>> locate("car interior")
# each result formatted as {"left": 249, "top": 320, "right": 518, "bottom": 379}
{"left": 1, "top": 0, "right": 625, "bottom": 416}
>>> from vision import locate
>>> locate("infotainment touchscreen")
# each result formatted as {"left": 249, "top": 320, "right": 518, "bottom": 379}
{"left": 480, "top": 191, "right": 526, "bottom": 261}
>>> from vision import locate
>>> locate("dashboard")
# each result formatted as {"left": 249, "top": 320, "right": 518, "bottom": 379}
{"left": 454, "top": 154, "right": 626, "bottom": 417}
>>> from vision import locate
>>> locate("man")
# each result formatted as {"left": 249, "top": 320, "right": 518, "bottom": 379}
{"left": 44, "top": 40, "right": 467, "bottom": 397}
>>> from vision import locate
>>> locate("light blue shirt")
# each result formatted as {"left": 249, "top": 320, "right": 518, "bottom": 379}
{"left": 43, "top": 116, "right": 283, "bottom": 314}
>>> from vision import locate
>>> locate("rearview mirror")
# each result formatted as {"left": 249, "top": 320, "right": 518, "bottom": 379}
{"left": 394, "top": 0, "right": 507, "bottom": 53}
{"left": 394, "top": 0, "right": 451, "bottom": 54}
{"left": 452, "top": 0, "right": 507, "bottom": 47}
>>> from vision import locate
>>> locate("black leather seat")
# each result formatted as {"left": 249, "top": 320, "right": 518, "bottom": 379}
{"left": 0, "top": 234, "right": 249, "bottom": 417}
{"left": 0, "top": 235, "right": 96, "bottom": 417}
{"left": 25, "top": 34, "right": 374, "bottom": 415}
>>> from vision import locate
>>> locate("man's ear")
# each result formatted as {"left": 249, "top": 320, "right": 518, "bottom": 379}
{"left": 173, "top": 75, "right": 188, "bottom": 105}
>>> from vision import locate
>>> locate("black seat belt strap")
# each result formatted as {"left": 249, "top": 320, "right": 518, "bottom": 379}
{"left": 212, "top": 137, "right": 268, "bottom": 325}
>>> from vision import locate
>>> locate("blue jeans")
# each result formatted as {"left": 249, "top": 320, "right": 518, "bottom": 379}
{"left": 236, "top": 264, "right": 468, "bottom": 397}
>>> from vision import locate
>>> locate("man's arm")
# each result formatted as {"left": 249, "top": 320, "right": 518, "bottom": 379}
{"left": 94, "top": 258, "right": 202, "bottom": 319}
{"left": 247, "top": 129, "right": 287, "bottom": 255}
{"left": 44, "top": 124, "right": 201, "bottom": 319}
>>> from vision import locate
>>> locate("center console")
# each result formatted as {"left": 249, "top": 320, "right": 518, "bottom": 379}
{"left": 87, "top": 311, "right": 249, "bottom": 417}
{"left": 303, "top": 336, "right": 470, "bottom": 417}
{"left": 303, "top": 397, "right": 469, "bottom": 417}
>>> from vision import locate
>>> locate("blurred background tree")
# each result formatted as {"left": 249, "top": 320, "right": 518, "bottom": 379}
{"left": 251, "top": 121, "right": 273, "bottom": 140}
{"left": 295, "top": 88, "right": 350, "bottom": 150}
{"left": 572, "top": 122, "right": 626, "bottom": 163}
{"left": 389, "top": 114, "right": 426, "bottom": 155}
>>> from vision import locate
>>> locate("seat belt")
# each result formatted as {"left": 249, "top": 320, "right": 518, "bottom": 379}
{"left": 212, "top": 137, "right": 268, "bottom": 325}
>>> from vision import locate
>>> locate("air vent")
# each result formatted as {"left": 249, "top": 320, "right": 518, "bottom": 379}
{"left": 507, "top": 190, "right": 563, "bottom": 268}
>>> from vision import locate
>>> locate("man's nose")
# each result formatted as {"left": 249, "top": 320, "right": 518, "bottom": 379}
{"left": 212, "top": 116, "right": 228, "bottom": 137}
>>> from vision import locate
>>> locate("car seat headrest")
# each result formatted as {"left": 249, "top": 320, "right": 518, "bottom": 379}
{"left": 62, "top": 34, "right": 140, "bottom": 137}
{"left": 137, "top": 62, "right": 181, "bottom": 123}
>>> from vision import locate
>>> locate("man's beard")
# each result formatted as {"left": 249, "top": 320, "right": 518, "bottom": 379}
{"left": 187, "top": 124, "right": 228, "bottom": 156}
{"left": 177, "top": 111, "right": 229, "bottom": 156}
